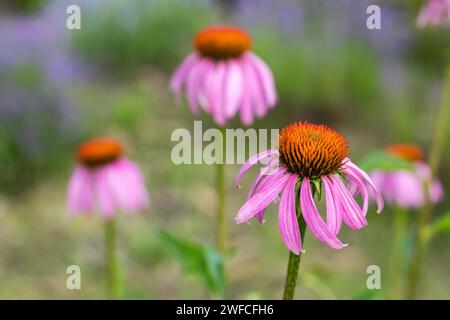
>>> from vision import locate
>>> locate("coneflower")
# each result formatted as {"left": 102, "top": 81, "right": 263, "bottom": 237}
{"left": 371, "top": 144, "right": 443, "bottom": 298}
{"left": 236, "top": 122, "right": 383, "bottom": 299}
{"left": 407, "top": 2, "right": 450, "bottom": 298}
{"left": 371, "top": 144, "right": 443, "bottom": 209}
{"left": 67, "top": 138, "right": 150, "bottom": 299}
{"left": 171, "top": 25, "right": 277, "bottom": 126}
{"left": 171, "top": 25, "right": 277, "bottom": 254}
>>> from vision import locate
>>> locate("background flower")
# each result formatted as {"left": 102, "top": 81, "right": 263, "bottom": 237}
{"left": 171, "top": 25, "right": 277, "bottom": 125}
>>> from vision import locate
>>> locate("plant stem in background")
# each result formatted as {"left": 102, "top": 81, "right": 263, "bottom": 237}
{"left": 215, "top": 126, "right": 227, "bottom": 253}
{"left": 388, "top": 208, "right": 408, "bottom": 299}
{"left": 105, "top": 219, "right": 122, "bottom": 299}
{"left": 283, "top": 212, "right": 307, "bottom": 300}
{"left": 407, "top": 60, "right": 450, "bottom": 299}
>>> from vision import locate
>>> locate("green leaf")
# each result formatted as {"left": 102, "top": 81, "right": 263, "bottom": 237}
{"left": 158, "top": 230, "right": 224, "bottom": 298}
{"left": 429, "top": 213, "right": 450, "bottom": 238}
{"left": 358, "top": 151, "right": 414, "bottom": 173}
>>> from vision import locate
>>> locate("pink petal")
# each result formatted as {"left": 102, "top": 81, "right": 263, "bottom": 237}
{"left": 236, "top": 149, "right": 278, "bottom": 187}
{"left": 345, "top": 170, "right": 369, "bottom": 216}
{"left": 224, "top": 60, "right": 244, "bottom": 118}
{"left": 105, "top": 159, "right": 150, "bottom": 214}
{"left": 205, "top": 62, "right": 227, "bottom": 125}
{"left": 430, "top": 180, "right": 444, "bottom": 203}
{"left": 170, "top": 53, "right": 200, "bottom": 92}
{"left": 235, "top": 171, "right": 290, "bottom": 224}
{"left": 240, "top": 57, "right": 267, "bottom": 117}
{"left": 94, "top": 166, "right": 117, "bottom": 218}
{"left": 322, "top": 176, "right": 342, "bottom": 235}
{"left": 67, "top": 166, "right": 94, "bottom": 215}
{"left": 300, "top": 178, "right": 347, "bottom": 250}
{"left": 343, "top": 159, "right": 384, "bottom": 213}
{"left": 278, "top": 174, "right": 303, "bottom": 254}
{"left": 245, "top": 52, "right": 277, "bottom": 108}
{"left": 186, "top": 59, "right": 212, "bottom": 114}
{"left": 330, "top": 175, "right": 367, "bottom": 230}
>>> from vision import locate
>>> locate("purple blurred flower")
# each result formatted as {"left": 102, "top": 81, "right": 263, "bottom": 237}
{"left": 0, "top": 1, "right": 88, "bottom": 158}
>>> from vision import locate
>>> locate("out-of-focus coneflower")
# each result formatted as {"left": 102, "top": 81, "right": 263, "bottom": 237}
{"left": 171, "top": 25, "right": 277, "bottom": 126}
{"left": 68, "top": 138, "right": 150, "bottom": 216}
{"left": 67, "top": 138, "right": 150, "bottom": 299}
{"left": 417, "top": 0, "right": 450, "bottom": 27}
{"left": 236, "top": 122, "right": 383, "bottom": 299}
{"left": 371, "top": 144, "right": 443, "bottom": 209}
{"left": 171, "top": 25, "right": 277, "bottom": 254}
{"left": 370, "top": 144, "right": 443, "bottom": 299}
{"left": 408, "top": 0, "right": 450, "bottom": 299}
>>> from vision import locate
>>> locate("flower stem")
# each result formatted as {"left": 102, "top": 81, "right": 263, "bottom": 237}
{"left": 406, "top": 59, "right": 450, "bottom": 299}
{"left": 387, "top": 208, "right": 408, "bottom": 299}
{"left": 282, "top": 212, "right": 307, "bottom": 300}
{"left": 105, "top": 219, "right": 122, "bottom": 299}
{"left": 215, "top": 126, "right": 227, "bottom": 253}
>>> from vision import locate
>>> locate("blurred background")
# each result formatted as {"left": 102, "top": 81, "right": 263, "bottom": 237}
{"left": 0, "top": 0, "right": 449, "bottom": 299}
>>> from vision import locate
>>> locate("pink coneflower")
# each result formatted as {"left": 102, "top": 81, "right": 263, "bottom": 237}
{"left": 236, "top": 122, "right": 384, "bottom": 254}
{"left": 417, "top": 0, "right": 450, "bottom": 27}
{"left": 370, "top": 144, "right": 443, "bottom": 209}
{"left": 67, "top": 138, "right": 150, "bottom": 217}
{"left": 171, "top": 25, "right": 277, "bottom": 125}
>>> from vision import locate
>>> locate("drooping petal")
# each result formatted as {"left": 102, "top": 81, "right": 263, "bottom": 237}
{"left": 224, "top": 60, "right": 244, "bottom": 118}
{"left": 322, "top": 176, "right": 342, "bottom": 235}
{"left": 345, "top": 170, "right": 369, "bottom": 216}
{"left": 170, "top": 53, "right": 200, "bottom": 92}
{"left": 343, "top": 159, "right": 384, "bottom": 213}
{"left": 239, "top": 79, "right": 254, "bottom": 125}
{"left": 105, "top": 159, "right": 150, "bottom": 213}
{"left": 300, "top": 178, "right": 347, "bottom": 249}
{"left": 94, "top": 166, "right": 118, "bottom": 218}
{"left": 205, "top": 62, "right": 227, "bottom": 125}
{"left": 240, "top": 56, "right": 267, "bottom": 117}
{"left": 330, "top": 175, "right": 367, "bottom": 230}
{"left": 235, "top": 171, "right": 290, "bottom": 224}
{"left": 186, "top": 58, "right": 212, "bottom": 114}
{"left": 278, "top": 174, "right": 303, "bottom": 254}
{"left": 245, "top": 52, "right": 277, "bottom": 108}
{"left": 67, "top": 166, "right": 94, "bottom": 215}
{"left": 236, "top": 149, "right": 278, "bottom": 187}
{"left": 248, "top": 161, "right": 286, "bottom": 223}
{"left": 430, "top": 180, "right": 444, "bottom": 203}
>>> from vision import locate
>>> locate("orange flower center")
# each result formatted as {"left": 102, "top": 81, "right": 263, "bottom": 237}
{"left": 77, "top": 138, "right": 123, "bottom": 167}
{"left": 279, "top": 122, "right": 349, "bottom": 178}
{"left": 194, "top": 26, "right": 252, "bottom": 60}
{"left": 386, "top": 144, "right": 423, "bottom": 162}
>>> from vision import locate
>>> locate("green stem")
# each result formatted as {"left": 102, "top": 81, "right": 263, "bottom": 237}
{"left": 406, "top": 59, "right": 450, "bottom": 299}
{"left": 215, "top": 126, "right": 227, "bottom": 253}
{"left": 105, "top": 219, "right": 122, "bottom": 299}
{"left": 387, "top": 208, "right": 408, "bottom": 300}
{"left": 282, "top": 212, "right": 307, "bottom": 300}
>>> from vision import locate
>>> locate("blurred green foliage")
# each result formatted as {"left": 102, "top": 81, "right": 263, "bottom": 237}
{"left": 0, "top": 0, "right": 49, "bottom": 14}
{"left": 358, "top": 151, "right": 415, "bottom": 172}
{"left": 158, "top": 230, "right": 225, "bottom": 298}
{"left": 73, "top": 0, "right": 219, "bottom": 76}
